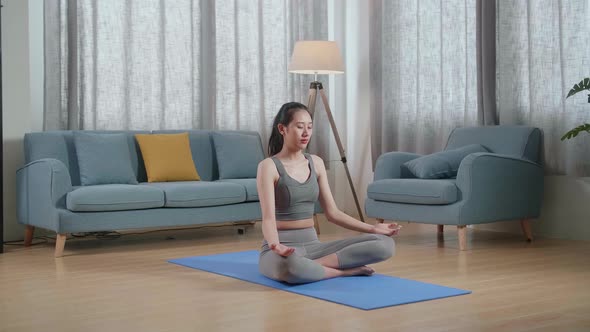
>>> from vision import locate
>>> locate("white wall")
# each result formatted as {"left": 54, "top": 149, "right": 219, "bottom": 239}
{"left": 29, "top": 0, "right": 44, "bottom": 131}
{"left": 2, "top": 0, "right": 44, "bottom": 242}
{"left": 477, "top": 176, "right": 590, "bottom": 241}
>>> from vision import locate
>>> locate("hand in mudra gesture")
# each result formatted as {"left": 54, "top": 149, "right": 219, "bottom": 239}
{"left": 270, "top": 243, "right": 296, "bottom": 257}
{"left": 372, "top": 222, "right": 402, "bottom": 237}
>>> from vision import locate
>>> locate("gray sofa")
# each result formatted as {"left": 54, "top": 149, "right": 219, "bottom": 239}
{"left": 17, "top": 130, "right": 266, "bottom": 257}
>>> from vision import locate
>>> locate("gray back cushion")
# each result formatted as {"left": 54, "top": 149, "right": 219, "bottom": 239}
{"left": 404, "top": 144, "right": 489, "bottom": 179}
{"left": 212, "top": 131, "right": 265, "bottom": 179}
{"left": 25, "top": 130, "right": 148, "bottom": 186}
{"left": 73, "top": 132, "right": 138, "bottom": 185}
{"left": 445, "top": 126, "right": 542, "bottom": 163}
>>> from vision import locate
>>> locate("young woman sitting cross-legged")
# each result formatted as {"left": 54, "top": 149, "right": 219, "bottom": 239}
{"left": 257, "top": 102, "right": 401, "bottom": 284}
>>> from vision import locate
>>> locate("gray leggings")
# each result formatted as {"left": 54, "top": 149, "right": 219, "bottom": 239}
{"left": 259, "top": 227, "right": 395, "bottom": 284}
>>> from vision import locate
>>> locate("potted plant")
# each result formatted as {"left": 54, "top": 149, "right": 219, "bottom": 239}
{"left": 562, "top": 78, "right": 590, "bottom": 140}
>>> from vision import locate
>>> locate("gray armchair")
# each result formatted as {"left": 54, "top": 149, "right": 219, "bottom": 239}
{"left": 365, "top": 126, "right": 544, "bottom": 250}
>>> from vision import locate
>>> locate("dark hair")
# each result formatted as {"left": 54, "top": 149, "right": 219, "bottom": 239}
{"left": 268, "top": 102, "right": 310, "bottom": 156}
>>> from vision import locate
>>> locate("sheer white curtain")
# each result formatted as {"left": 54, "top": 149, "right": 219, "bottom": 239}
{"left": 369, "top": 0, "right": 479, "bottom": 164}
{"left": 497, "top": 0, "right": 590, "bottom": 176}
{"left": 44, "top": 0, "right": 330, "bottom": 156}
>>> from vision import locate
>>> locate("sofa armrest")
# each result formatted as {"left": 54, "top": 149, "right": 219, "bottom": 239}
{"left": 455, "top": 153, "right": 544, "bottom": 224}
{"left": 374, "top": 152, "right": 421, "bottom": 180}
{"left": 16, "top": 158, "right": 73, "bottom": 232}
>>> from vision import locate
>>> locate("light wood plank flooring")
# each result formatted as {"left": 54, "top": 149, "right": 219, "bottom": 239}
{"left": 1, "top": 217, "right": 589, "bottom": 332}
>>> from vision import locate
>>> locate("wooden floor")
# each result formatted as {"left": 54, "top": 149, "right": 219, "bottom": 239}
{"left": 1, "top": 217, "right": 589, "bottom": 332}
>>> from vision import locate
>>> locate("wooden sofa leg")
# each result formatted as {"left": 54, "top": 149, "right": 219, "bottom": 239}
{"left": 377, "top": 218, "right": 384, "bottom": 223}
{"left": 24, "top": 225, "right": 35, "bottom": 246}
{"left": 457, "top": 226, "right": 467, "bottom": 251}
{"left": 313, "top": 214, "right": 321, "bottom": 235}
{"left": 437, "top": 225, "right": 444, "bottom": 233}
{"left": 520, "top": 218, "right": 533, "bottom": 242}
{"left": 55, "top": 234, "right": 67, "bottom": 258}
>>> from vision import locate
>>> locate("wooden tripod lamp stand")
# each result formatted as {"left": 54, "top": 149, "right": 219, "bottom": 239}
{"left": 288, "top": 41, "right": 365, "bottom": 223}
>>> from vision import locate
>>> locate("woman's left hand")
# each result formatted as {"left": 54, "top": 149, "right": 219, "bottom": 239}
{"left": 371, "top": 222, "right": 402, "bottom": 236}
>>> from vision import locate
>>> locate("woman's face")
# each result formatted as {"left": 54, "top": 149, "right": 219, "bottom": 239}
{"left": 279, "top": 109, "right": 313, "bottom": 151}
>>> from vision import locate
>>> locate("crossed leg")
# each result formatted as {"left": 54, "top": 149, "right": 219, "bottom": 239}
{"left": 259, "top": 234, "right": 395, "bottom": 284}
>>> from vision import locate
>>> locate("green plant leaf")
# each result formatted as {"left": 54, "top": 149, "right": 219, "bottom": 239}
{"left": 566, "top": 78, "right": 590, "bottom": 99}
{"left": 561, "top": 123, "right": 590, "bottom": 140}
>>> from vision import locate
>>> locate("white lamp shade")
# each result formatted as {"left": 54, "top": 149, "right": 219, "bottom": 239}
{"left": 288, "top": 40, "right": 344, "bottom": 75}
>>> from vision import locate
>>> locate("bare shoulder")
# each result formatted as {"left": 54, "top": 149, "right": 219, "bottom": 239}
{"left": 257, "top": 158, "right": 279, "bottom": 177}
{"left": 309, "top": 154, "right": 327, "bottom": 174}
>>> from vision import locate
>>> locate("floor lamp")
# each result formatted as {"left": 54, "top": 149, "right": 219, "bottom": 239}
{"left": 288, "top": 41, "right": 365, "bottom": 223}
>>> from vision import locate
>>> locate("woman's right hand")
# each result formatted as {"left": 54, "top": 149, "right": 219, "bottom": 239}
{"left": 372, "top": 222, "right": 402, "bottom": 236}
{"left": 270, "top": 243, "right": 295, "bottom": 257}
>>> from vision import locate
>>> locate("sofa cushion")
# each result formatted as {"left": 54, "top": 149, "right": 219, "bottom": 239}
{"left": 403, "top": 144, "right": 488, "bottom": 179}
{"left": 212, "top": 132, "right": 265, "bottom": 179}
{"left": 217, "top": 179, "right": 259, "bottom": 201}
{"left": 135, "top": 133, "right": 201, "bottom": 182}
{"left": 367, "top": 179, "right": 458, "bottom": 205}
{"left": 66, "top": 184, "right": 165, "bottom": 212}
{"left": 73, "top": 132, "right": 138, "bottom": 185}
{"left": 143, "top": 181, "right": 246, "bottom": 207}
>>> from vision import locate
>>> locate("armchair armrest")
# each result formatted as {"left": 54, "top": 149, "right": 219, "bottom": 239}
{"left": 373, "top": 152, "right": 421, "bottom": 180}
{"left": 456, "top": 153, "right": 544, "bottom": 224}
{"left": 16, "top": 158, "right": 73, "bottom": 232}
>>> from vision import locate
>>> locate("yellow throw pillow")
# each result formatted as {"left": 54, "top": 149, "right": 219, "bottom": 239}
{"left": 135, "top": 133, "right": 200, "bottom": 182}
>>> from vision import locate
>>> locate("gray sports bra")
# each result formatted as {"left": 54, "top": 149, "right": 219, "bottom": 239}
{"left": 271, "top": 153, "right": 319, "bottom": 221}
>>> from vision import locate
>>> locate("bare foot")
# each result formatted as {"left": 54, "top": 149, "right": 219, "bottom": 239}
{"left": 343, "top": 265, "right": 375, "bottom": 277}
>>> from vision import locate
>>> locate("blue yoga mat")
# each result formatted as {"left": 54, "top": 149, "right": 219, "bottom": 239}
{"left": 169, "top": 250, "right": 471, "bottom": 310}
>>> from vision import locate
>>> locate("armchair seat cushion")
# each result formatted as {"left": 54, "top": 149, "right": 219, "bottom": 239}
{"left": 67, "top": 184, "right": 165, "bottom": 212}
{"left": 367, "top": 179, "right": 459, "bottom": 205}
{"left": 143, "top": 181, "right": 246, "bottom": 207}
